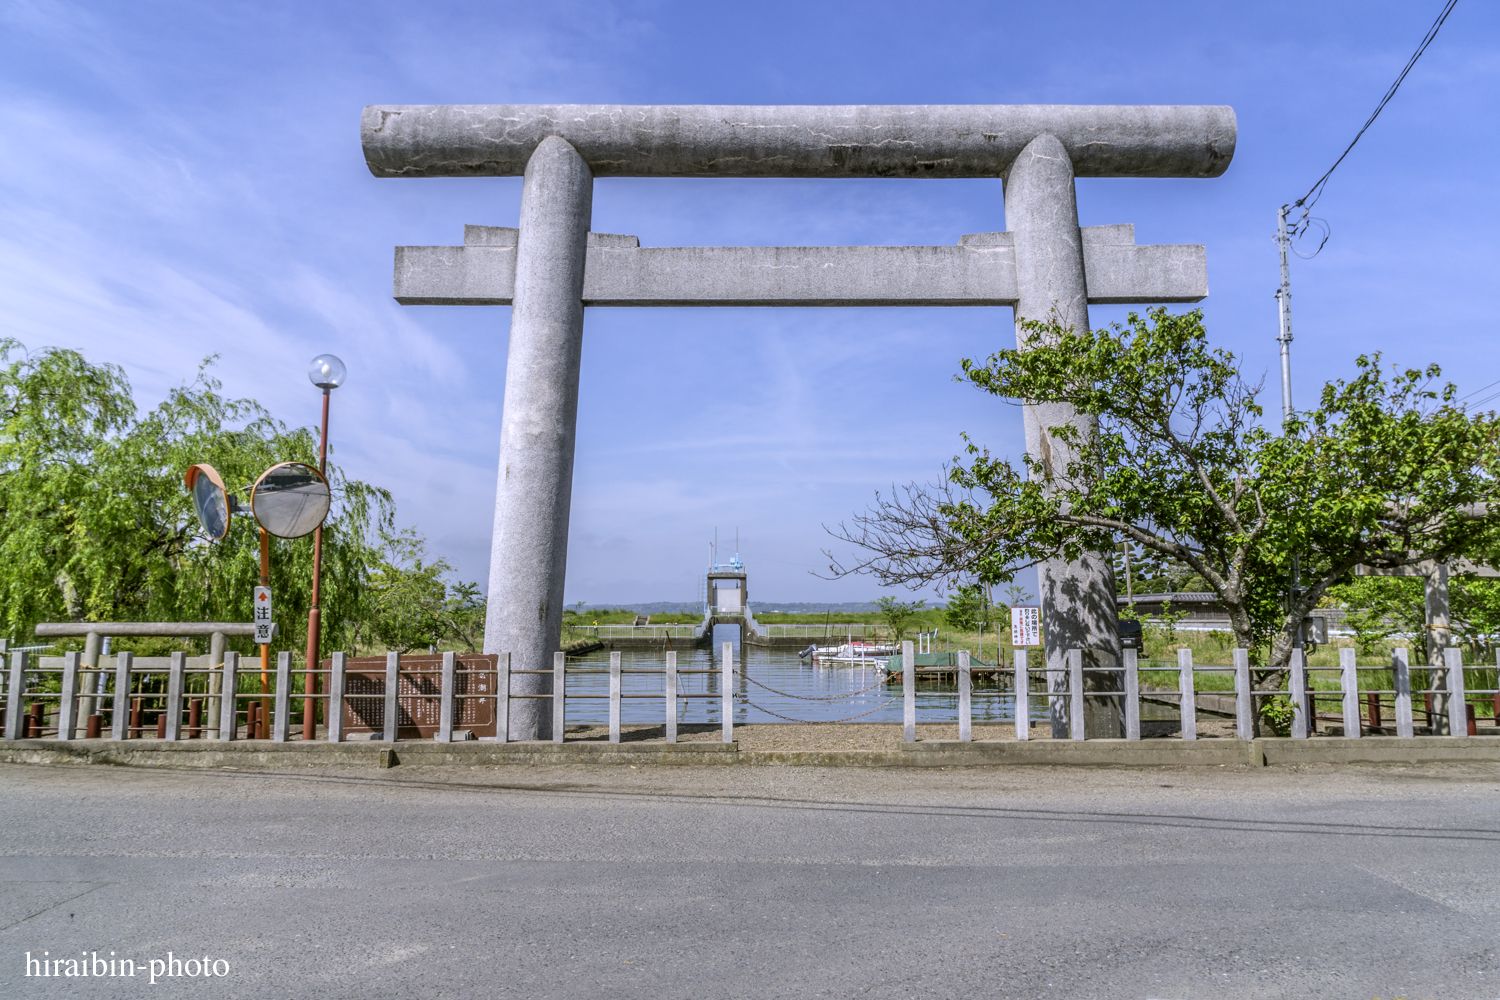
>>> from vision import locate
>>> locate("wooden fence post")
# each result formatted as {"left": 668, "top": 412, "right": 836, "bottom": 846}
{"left": 1234, "top": 648, "right": 1252, "bottom": 740}
{"left": 609, "top": 651, "right": 622, "bottom": 744}
{"left": 1392, "top": 647, "right": 1414, "bottom": 738}
{"left": 553, "top": 651, "right": 566, "bottom": 744}
{"left": 4, "top": 651, "right": 28, "bottom": 741}
{"left": 4, "top": 652, "right": 26, "bottom": 741}
{"left": 164, "top": 652, "right": 185, "bottom": 741}
{"left": 1289, "top": 648, "right": 1307, "bottom": 739}
{"left": 1013, "top": 649, "right": 1028, "bottom": 741}
{"left": 109, "top": 652, "right": 132, "bottom": 742}
{"left": 1068, "top": 649, "right": 1085, "bottom": 741}
{"left": 327, "top": 652, "right": 346, "bottom": 743}
{"left": 721, "top": 641, "right": 734, "bottom": 744}
{"left": 902, "top": 640, "right": 915, "bottom": 742}
{"left": 437, "top": 651, "right": 455, "bottom": 743}
{"left": 1339, "top": 647, "right": 1361, "bottom": 738}
{"left": 957, "top": 649, "right": 972, "bottom": 742}
{"left": 665, "top": 651, "right": 677, "bottom": 744}
{"left": 1124, "top": 648, "right": 1140, "bottom": 740}
{"left": 1177, "top": 648, "right": 1197, "bottom": 741}
{"left": 273, "top": 651, "right": 291, "bottom": 742}
{"left": 1444, "top": 647, "right": 1468, "bottom": 738}
{"left": 384, "top": 651, "right": 400, "bottom": 743}
{"left": 218, "top": 652, "right": 240, "bottom": 740}
{"left": 56, "top": 652, "right": 81, "bottom": 741}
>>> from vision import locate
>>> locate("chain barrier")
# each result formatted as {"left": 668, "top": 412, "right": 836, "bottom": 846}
{"left": 733, "top": 667, "right": 888, "bottom": 702}
{"left": 735, "top": 694, "right": 900, "bottom": 724}
{"left": 729, "top": 664, "right": 898, "bottom": 722}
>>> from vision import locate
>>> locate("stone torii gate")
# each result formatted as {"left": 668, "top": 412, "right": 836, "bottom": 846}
{"left": 362, "top": 104, "right": 1237, "bottom": 740}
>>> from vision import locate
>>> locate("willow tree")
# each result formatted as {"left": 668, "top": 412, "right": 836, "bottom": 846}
{"left": 828, "top": 310, "right": 1500, "bottom": 724}
{"left": 0, "top": 339, "right": 392, "bottom": 654}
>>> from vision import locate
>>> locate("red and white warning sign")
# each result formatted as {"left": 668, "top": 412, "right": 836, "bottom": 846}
{"left": 1010, "top": 606, "right": 1041, "bottom": 647}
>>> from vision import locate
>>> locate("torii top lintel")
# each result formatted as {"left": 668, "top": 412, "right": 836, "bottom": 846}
{"left": 362, "top": 104, "right": 1236, "bottom": 180}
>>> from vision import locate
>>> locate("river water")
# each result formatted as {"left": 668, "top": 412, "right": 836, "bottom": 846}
{"left": 563, "top": 627, "right": 1035, "bottom": 726}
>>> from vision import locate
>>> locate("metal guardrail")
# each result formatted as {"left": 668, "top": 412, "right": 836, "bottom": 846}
{"left": 760, "top": 624, "right": 880, "bottom": 638}
{"left": 562, "top": 625, "right": 699, "bottom": 639}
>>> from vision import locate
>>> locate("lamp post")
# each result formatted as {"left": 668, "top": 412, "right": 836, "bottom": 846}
{"left": 303, "top": 354, "right": 346, "bottom": 740}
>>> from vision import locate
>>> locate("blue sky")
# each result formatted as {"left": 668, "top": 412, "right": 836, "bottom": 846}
{"left": 2, "top": 0, "right": 1496, "bottom": 606}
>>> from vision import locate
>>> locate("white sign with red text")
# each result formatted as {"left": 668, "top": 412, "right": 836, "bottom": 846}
{"left": 253, "top": 586, "right": 274, "bottom": 644}
{"left": 1010, "top": 606, "right": 1041, "bottom": 647}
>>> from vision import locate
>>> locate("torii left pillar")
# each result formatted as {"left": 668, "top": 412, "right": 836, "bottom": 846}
{"left": 1007, "top": 134, "right": 1124, "bottom": 739}
{"left": 486, "top": 136, "right": 593, "bottom": 740}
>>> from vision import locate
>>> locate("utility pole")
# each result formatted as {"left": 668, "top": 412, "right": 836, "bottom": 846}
{"left": 1276, "top": 205, "right": 1307, "bottom": 684}
{"left": 1275, "top": 204, "right": 1294, "bottom": 420}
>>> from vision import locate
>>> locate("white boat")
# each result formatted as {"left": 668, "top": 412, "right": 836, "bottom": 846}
{"left": 805, "top": 641, "right": 897, "bottom": 665}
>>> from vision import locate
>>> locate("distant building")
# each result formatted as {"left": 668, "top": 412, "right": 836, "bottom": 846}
{"left": 1119, "top": 592, "right": 1346, "bottom": 634}
{"left": 706, "top": 554, "right": 748, "bottom": 617}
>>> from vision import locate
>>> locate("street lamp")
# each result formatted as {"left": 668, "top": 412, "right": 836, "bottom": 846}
{"left": 303, "top": 353, "right": 345, "bottom": 740}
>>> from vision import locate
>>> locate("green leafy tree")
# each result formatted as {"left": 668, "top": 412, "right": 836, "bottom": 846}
{"left": 437, "top": 582, "right": 487, "bottom": 653}
{"left": 359, "top": 529, "right": 487, "bottom": 654}
{"left": 0, "top": 340, "right": 393, "bottom": 655}
{"left": 361, "top": 529, "right": 448, "bottom": 654}
{"left": 874, "top": 595, "right": 926, "bottom": 644}
{"left": 828, "top": 310, "right": 1500, "bottom": 727}
{"left": 942, "top": 584, "right": 991, "bottom": 633}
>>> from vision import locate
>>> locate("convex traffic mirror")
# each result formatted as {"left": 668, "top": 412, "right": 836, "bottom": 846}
{"left": 184, "top": 463, "right": 231, "bottom": 541}
{"left": 250, "top": 462, "right": 331, "bottom": 539}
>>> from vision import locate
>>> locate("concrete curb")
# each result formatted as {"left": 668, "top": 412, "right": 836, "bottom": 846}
{"left": 1258, "top": 736, "right": 1500, "bottom": 766}
{"left": 901, "top": 739, "right": 1265, "bottom": 767}
{"left": 0, "top": 739, "right": 740, "bottom": 769}
{"left": 4, "top": 736, "right": 1500, "bottom": 769}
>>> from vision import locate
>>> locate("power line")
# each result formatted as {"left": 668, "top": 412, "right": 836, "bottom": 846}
{"left": 1457, "top": 378, "right": 1500, "bottom": 402}
{"left": 1274, "top": 0, "right": 1462, "bottom": 413}
{"left": 1288, "top": 0, "right": 1459, "bottom": 235}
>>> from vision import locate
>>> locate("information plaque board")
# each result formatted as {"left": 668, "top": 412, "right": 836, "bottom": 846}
{"left": 334, "top": 654, "right": 499, "bottom": 739}
{"left": 1010, "top": 607, "right": 1042, "bottom": 647}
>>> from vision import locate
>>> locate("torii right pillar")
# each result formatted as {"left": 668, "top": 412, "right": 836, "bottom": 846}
{"left": 1006, "top": 134, "right": 1123, "bottom": 738}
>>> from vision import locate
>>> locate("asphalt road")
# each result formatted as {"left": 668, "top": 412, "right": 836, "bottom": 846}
{"left": 1, "top": 760, "right": 1497, "bottom": 999}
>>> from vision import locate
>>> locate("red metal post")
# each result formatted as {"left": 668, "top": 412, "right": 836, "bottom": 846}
{"left": 302, "top": 388, "right": 331, "bottom": 741}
